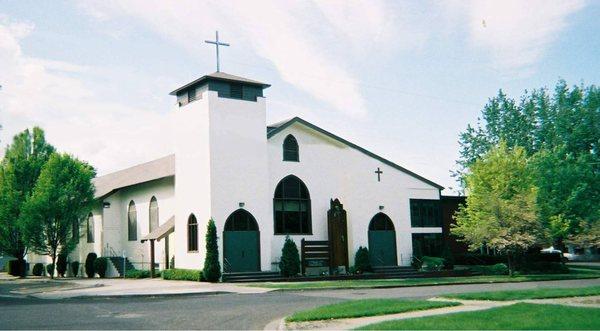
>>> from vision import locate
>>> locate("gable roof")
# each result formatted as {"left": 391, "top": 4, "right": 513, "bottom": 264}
{"left": 267, "top": 117, "right": 445, "bottom": 190}
{"left": 93, "top": 154, "right": 175, "bottom": 199}
{"left": 169, "top": 72, "right": 270, "bottom": 96}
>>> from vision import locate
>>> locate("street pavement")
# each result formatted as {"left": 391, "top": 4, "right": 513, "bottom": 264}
{"left": 1, "top": 278, "right": 599, "bottom": 329}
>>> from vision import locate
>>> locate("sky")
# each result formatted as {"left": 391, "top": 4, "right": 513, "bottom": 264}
{"left": 1, "top": 0, "right": 599, "bottom": 193}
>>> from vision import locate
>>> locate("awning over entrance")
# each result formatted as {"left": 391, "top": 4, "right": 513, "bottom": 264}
{"left": 141, "top": 216, "right": 174, "bottom": 243}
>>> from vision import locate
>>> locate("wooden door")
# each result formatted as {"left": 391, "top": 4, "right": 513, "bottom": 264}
{"left": 327, "top": 199, "right": 349, "bottom": 272}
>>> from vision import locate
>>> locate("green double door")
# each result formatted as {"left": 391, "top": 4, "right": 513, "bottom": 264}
{"left": 223, "top": 231, "right": 260, "bottom": 272}
{"left": 368, "top": 230, "right": 397, "bottom": 267}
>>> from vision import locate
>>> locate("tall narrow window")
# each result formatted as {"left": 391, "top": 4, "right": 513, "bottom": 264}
{"left": 128, "top": 201, "right": 137, "bottom": 241}
{"left": 73, "top": 219, "right": 79, "bottom": 241}
{"left": 274, "top": 175, "right": 311, "bottom": 234}
{"left": 188, "top": 214, "right": 198, "bottom": 252}
{"left": 283, "top": 135, "right": 299, "bottom": 162}
{"left": 86, "top": 213, "right": 94, "bottom": 243}
{"left": 149, "top": 196, "right": 159, "bottom": 233}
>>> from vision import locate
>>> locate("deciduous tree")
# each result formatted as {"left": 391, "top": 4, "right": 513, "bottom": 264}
{"left": 0, "top": 127, "right": 54, "bottom": 276}
{"left": 452, "top": 143, "right": 544, "bottom": 275}
{"left": 20, "top": 153, "right": 95, "bottom": 279}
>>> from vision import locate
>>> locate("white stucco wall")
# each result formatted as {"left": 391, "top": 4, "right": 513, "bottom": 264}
{"left": 173, "top": 91, "right": 212, "bottom": 269}
{"left": 267, "top": 123, "right": 441, "bottom": 267}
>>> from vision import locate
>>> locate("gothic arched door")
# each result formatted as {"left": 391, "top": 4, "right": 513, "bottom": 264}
{"left": 368, "top": 213, "right": 397, "bottom": 267}
{"left": 223, "top": 209, "right": 260, "bottom": 272}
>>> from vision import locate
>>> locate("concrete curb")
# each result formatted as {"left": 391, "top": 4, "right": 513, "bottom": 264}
{"left": 31, "top": 290, "right": 232, "bottom": 300}
{"left": 255, "top": 275, "right": 600, "bottom": 292}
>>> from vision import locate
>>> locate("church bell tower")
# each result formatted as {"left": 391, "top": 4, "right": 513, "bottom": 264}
{"left": 169, "top": 72, "right": 272, "bottom": 271}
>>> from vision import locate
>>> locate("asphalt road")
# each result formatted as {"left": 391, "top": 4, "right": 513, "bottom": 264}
{"left": 1, "top": 278, "right": 599, "bottom": 330}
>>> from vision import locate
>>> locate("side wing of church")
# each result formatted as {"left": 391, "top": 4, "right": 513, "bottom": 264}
{"left": 28, "top": 72, "right": 446, "bottom": 277}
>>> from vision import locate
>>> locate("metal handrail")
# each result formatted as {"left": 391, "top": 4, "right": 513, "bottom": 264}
{"left": 223, "top": 258, "right": 232, "bottom": 273}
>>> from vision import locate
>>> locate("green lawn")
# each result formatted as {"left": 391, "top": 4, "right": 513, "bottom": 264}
{"left": 251, "top": 270, "right": 600, "bottom": 290}
{"left": 286, "top": 299, "right": 460, "bottom": 322}
{"left": 357, "top": 303, "right": 600, "bottom": 330}
{"left": 444, "top": 285, "right": 600, "bottom": 301}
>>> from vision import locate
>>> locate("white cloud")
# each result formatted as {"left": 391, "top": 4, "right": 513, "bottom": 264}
{"left": 76, "top": 0, "right": 426, "bottom": 118}
{"left": 462, "top": 0, "right": 585, "bottom": 72}
{"left": 0, "top": 16, "right": 173, "bottom": 175}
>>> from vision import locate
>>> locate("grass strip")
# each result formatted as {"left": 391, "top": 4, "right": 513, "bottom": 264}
{"left": 286, "top": 299, "right": 460, "bottom": 322}
{"left": 444, "top": 285, "right": 600, "bottom": 301}
{"left": 251, "top": 270, "right": 600, "bottom": 290}
{"left": 357, "top": 303, "right": 600, "bottom": 330}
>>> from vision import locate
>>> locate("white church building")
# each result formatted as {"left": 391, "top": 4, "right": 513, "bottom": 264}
{"left": 36, "top": 71, "right": 447, "bottom": 277}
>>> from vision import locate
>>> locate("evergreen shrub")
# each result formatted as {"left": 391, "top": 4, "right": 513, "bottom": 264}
{"left": 32, "top": 263, "right": 44, "bottom": 276}
{"left": 353, "top": 246, "right": 371, "bottom": 273}
{"left": 279, "top": 236, "right": 300, "bottom": 277}
{"left": 93, "top": 257, "right": 107, "bottom": 278}
{"left": 46, "top": 263, "right": 54, "bottom": 276}
{"left": 85, "top": 252, "right": 97, "bottom": 278}
{"left": 203, "top": 219, "right": 221, "bottom": 282}
{"left": 71, "top": 261, "right": 80, "bottom": 277}
{"left": 56, "top": 254, "right": 68, "bottom": 277}
{"left": 421, "top": 256, "right": 445, "bottom": 271}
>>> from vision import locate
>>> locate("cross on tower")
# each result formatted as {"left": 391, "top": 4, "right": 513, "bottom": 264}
{"left": 375, "top": 167, "right": 383, "bottom": 182}
{"left": 205, "top": 31, "right": 230, "bottom": 72}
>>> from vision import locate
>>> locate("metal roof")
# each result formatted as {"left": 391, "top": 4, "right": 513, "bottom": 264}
{"left": 141, "top": 216, "right": 175, "bottom": 243}
{"left": 93, "top": 154, "right": 175, "bottom": 199}
{"left": 169, "top": 72, "right": 270, "bottom": 95}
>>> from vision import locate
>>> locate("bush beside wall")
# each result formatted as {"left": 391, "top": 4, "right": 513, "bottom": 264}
{"left": 353, "top": 246, "right": 371, "bottom": 273}
{"left": 46, "top": 263, "right": 54, "bottom": 277}
{"left": 125, "top": 269, "right": 161, "bottom": 279}
{"left": 85, "top": 253, "right": 97, "bottom": 278}
{"left": 162, "top": 269, "right": 203, "bottom": 281}
{"left": 93, "top": 257, "right": 107, "bottom": 278}
{"left": 279, "top": 236, "right": 300, "bottom": 277}
{"left": 421, "top": 256, "right": 445, "bottom": 271}
{"left": 469, "top": 263, "right": 509, "bottom": 275}
{"left": 32, "top": 263, "right": 44, "bottom": 276}
{"left": 7, "top": 259, "right": 26, "bottom": 277}
{"left": 56, "top": 254, "right": 67, "bottom": 277}
{"left": 71, "top": 261, "right": 80, "bottom": 277}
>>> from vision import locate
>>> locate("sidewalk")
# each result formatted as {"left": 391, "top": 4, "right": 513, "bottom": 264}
{"left": 1, "top": 276, "right": 273, "bottom": 299}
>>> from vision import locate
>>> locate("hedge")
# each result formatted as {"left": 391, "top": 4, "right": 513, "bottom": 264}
{"left": 469, "top": 263, "right": 509, "bottom": 275}
{"left": 520, "top": 262, "right": 569, "bottom": 274}
{"left": 6, "top": 259, "right": 26, "bottom": 277}
{"left": 353, "top": 246, "right": 371, "bottom": 273}
{"left": 125, "top": 269, "right": 162, "bottom": 279}
{"left": 162, "top": 268, "right": 203, "bottom": 281}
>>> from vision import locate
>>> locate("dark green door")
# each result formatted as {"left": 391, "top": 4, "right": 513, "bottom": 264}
{"left": 369, "top": 231, "right": 397, "bottom": 266}
{"left": 223, "top": 209, "right": 261, "bottom": 272}
{"left": 368, "top": 213, "right": 397, "bottom": 267}
{"left": 223, "top": 231, "right": 260, "bottom": 272}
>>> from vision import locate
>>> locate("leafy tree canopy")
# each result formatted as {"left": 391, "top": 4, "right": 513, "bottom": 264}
{"left": 20, "top": 152, "right": 95, "bottom": 278}
{"left": 456, "top": 81, "right": 600, "bottom": 241}
{"left": 0, "top": 127, "right": 54, "bottom": 265}
{"left": 453, "top": 143, "right": 544, "bottom": 275}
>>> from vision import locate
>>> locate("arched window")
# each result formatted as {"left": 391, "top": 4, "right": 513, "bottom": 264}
{"left": 283, "top": 135, "right": 299, "bottom": 162}
{"left": 274, "top": 175, "right": 311, "bottom": 234}
{"left": 188, "top": 214, "right": 198, "bottom": 252}
{"left": 225, "top": 209, "right": 259, "bottom": 231}
{"left": 86, "top": 213, "right": 94, "bottom": 243}
{"left": 149, "top": 196, "right": 159, "bottom": 233}
{"left": 369, "top": 213, "right": 395, "bottom": 231}
{"left": 128, "top": 201, "right": 137, "bottom": 241}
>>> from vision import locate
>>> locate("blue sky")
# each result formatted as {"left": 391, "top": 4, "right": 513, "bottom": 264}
{"left": 1, "top": 1, "right": 599, "bottom": 192}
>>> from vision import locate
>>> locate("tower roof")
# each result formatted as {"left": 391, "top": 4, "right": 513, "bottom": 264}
{"left": 169, "top": 72, "right": 270, "bottom": 95}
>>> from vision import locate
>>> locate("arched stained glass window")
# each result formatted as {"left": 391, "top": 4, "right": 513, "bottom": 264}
{"left": 149, "top": 196, "right": 159, "bottom": 233}
{"left": 188, "top": 214, "right": 198, "bottom": 252}
{"left": 283, "top": 135, "right": 299, "bottom": 162}
{"left": 128, "top": 201, "right": 137, "bottom": 241}
{"left": 274, "top": 175, "right": 311, "bottom": 234}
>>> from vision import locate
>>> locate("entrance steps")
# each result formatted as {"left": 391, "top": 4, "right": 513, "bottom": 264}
{"left": 371, "top": 265, "right": 421, "bottom": 278}
{"left": 108, "top": 256, "right": 135, "bottom": 277}
{"left": 222, "top": 271, "right": 282, "bottom": 283}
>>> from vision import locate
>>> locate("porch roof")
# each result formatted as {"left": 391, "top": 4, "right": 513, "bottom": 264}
{"left": 141, "top": 216, "right": 175, "bottom": 243}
